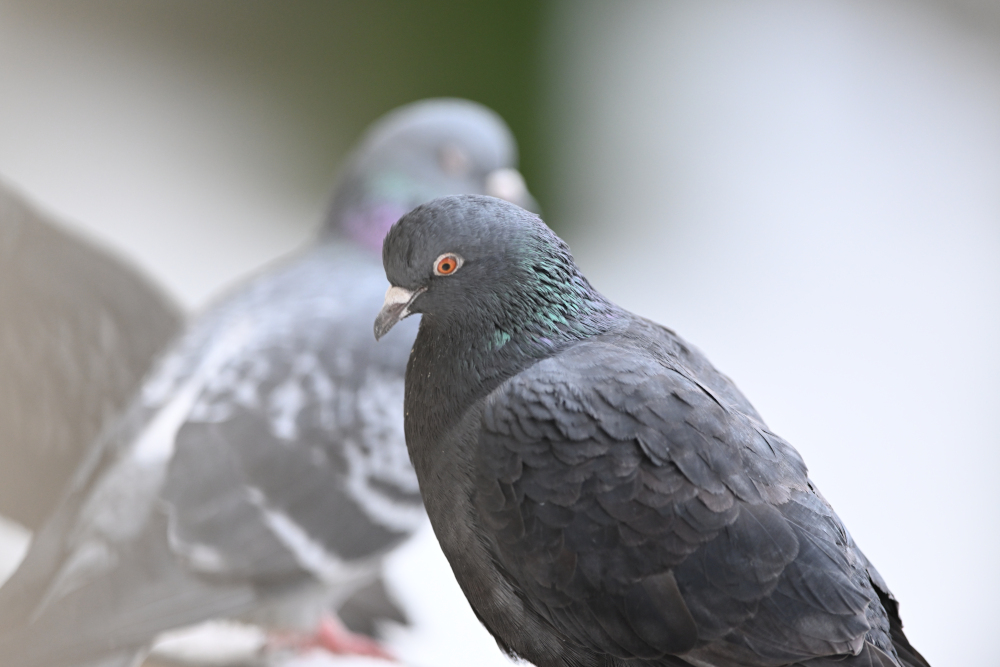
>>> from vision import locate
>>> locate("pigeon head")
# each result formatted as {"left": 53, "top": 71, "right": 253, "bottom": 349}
{"left": 375, "top": 195, "right": 615, "bottom": 355}
{"left": 325, "top": 98, "right": 537, "bottom": 254}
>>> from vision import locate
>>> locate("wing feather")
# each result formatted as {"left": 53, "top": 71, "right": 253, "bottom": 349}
{"left": 474, "top": 337, "right": 894, "bottom": 665}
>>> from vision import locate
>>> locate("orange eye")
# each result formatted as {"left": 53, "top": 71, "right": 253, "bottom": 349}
{"left": 434, "top": 253, "right": 463, "bottom": 276}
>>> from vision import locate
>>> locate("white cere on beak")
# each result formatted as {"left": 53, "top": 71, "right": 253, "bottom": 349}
{"left": 374, "top": 285, "right": 425, "bottom": 340}
{"left": 383, "top": 285, "right": 416, "bottom": 315}
{"left": 485, "top": 168, "right": 529, "bottom": 206}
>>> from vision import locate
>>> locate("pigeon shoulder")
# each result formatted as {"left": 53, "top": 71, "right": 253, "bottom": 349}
{"left": 623, "top": 313, "right": 764, "bottom": 422}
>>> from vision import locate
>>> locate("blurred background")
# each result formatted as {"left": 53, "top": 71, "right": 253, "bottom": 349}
{"left": 1, "top": 1, "right": 998, "bottom": 665}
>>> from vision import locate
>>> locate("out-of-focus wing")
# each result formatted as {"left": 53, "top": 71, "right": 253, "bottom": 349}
{"left": 0, "top": 182, "right": 182, "bottom": 529}
{"left": 0, "top": 249, "right": 423, "bottom": 666}
{"left": 160, "top": 308, "right": 424, "bottom": 587}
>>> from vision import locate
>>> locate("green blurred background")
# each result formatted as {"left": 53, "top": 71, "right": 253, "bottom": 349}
{"left": 86, "top": 1, "right": 551, "bottom": 210}
{"left": 0, "top": 1, "right": 556, "bottom": 307}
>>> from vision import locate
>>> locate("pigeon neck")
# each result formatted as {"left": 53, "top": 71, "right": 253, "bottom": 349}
{"left": 478, "top": 289, "right": 619, "bottom": 366}
{"left": 406, "top": 283, "right": 621, "bottom": 446}
{"left": 322, "top": 194, "right": 411, "bottom": 254}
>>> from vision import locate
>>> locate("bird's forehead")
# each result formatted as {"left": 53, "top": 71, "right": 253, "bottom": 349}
{"left": 394, "top": 225, "right": 464, "bottom": 266}
{"left": 384, "top": 221, "right": 468, "bottom": 283}
{"left": 383, "top": 195, "right": 543, "bottom": 284}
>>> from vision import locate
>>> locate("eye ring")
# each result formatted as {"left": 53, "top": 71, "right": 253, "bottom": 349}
{"left": 433, "top": 253, "right": 463, "bottom": 276}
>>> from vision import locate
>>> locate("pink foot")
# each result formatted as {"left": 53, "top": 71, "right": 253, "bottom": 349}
{"left": 267, "top": 612, "right": 396, "bottom": 661}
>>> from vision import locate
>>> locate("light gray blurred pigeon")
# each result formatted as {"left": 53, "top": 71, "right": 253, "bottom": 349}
{"left": 374, "top": 195, "right": 929, "bottom": 667}
{"left": 0, "top": 99, "right": 535, "bottom": 667}
{"left": 0, "top": 182, "right": 182, "bottom": 531}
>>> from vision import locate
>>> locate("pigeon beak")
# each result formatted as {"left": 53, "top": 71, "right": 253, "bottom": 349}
{"left": 374, "top": 285, "right": 425, "bottom": 340}
{"left": 485, "top": 168, "right": 540, "bottom": 213}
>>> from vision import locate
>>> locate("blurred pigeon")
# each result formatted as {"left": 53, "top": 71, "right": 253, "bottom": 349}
{"left": 0, "top": 182, "right": 182, "bottom": 531}
{"left": 374, "top": 195, "right": 930, "bottom": 667}
{"left": 0, "top": 99, "right": 535, "bottom": 667}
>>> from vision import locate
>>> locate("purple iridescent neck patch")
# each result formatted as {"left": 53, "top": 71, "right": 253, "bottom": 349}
{"left": 343, "top": 202, "right": 411, "bottom": 254}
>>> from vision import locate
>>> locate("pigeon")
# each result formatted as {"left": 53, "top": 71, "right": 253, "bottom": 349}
{"left": 374, "top": 195, "right": 930, "bottom": 667}
{"left": 0, "top": 99, "right": 535, "bottom": 667}
{"left": 0, "top": 181, "right": 182, "bottom": 531}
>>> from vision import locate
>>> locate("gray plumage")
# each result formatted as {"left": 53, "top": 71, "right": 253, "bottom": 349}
{"left": 375, "top": 195, "right": 929, "bottom": 667}
{"left": 0, "top": 99, "right": 534, "bottom": 666}
{"left": 0, "top": 181, "right": 182, "bottom": 530}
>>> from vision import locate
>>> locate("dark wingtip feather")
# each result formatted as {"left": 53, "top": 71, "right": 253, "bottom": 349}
{"left": 870, "top": 579, "right": 931, "bottom": 667}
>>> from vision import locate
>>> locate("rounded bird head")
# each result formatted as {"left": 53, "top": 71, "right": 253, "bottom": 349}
{"left": 325, "top": 99, "right": 537, "bottom": 254}
{"left": 374, "top": 195, "right": 610, "bottom": 349}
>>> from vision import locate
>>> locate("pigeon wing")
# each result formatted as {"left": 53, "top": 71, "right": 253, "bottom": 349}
{"left": 0, "top": 255, "right": 423, "bottom": 662}
{"left": 474, "top": 337, "right": 895, "bottom": 665}
{"left": 160, "top": 315, "right": 423, "bottom": 588}
{"left": 0, "top": 182, "right": 181, "bottom": 529}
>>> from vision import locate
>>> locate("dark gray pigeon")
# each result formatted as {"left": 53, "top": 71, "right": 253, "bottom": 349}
{"left": 0, "top": 99, "right": 535, "bottom": 667}
{"left": 0, "top": 182, "right": 182, "bottom": 530}
{"left": 374, "top": 195, "right": 930, "bottom": 667}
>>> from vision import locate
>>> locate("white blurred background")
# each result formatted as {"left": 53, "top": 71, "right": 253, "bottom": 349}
{"left": 2, "top": 1, "right": 998, "bottom": 665}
